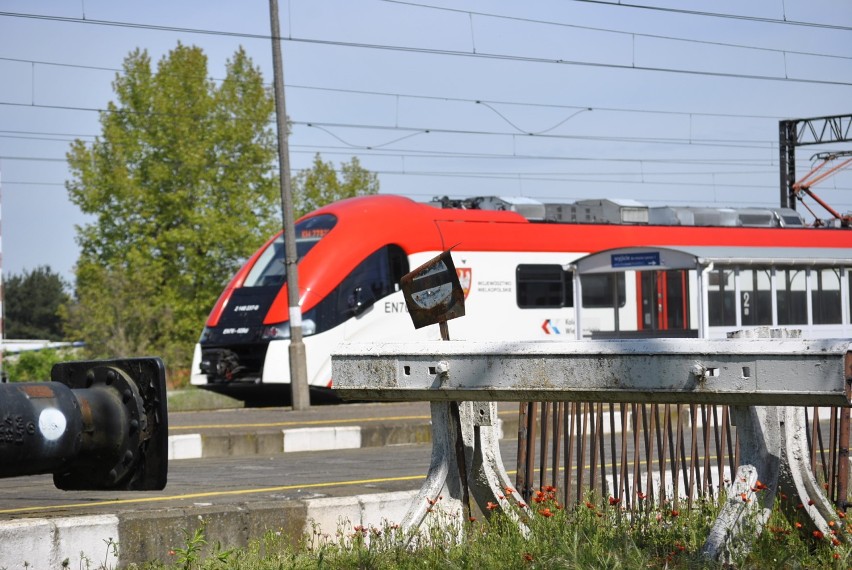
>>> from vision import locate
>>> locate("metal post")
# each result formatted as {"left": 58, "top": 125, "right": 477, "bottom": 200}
{"left": 268, "top": 0, "right": 309, "bottom": 410}
{"left": 779, "top": 120, "right": 797, "bottom": 209}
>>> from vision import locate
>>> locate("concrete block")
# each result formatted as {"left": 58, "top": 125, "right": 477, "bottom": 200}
{"left": 0, "top": 515, "right": 119, "bottom": 569}
{"left": 55, "top": 515, "right": 120, "bottom": 569}
{"left": 358, "top": 490, "right": 418, "bottom": 530}
{"left": 282, "top": 426, "right": 361, "bottom": 453}
{"left": 0, "top": 518, "right": 54, "bottom": 569}
{"left": 303, "top": 495, "right": 364, "bottom": 538}
{"left": 168, "top": 433, "right": 203, "bottom": 460}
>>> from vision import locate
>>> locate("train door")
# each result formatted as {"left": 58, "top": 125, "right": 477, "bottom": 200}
{"left": 636, "top": 270, "right": 690, "bottom": 333}
{"left": 341, "top": 245, "right": 411, "bottom": 341}
{"left": 572, "top": 247, "right": 701, "bottom": 339}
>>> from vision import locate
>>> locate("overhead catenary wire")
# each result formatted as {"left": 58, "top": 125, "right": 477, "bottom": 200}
{"left": 378, "top": 0, "right": 852, "bottom": 55}
{"left": 1, "top": 10, "right": 851, "bottom": 87}
{"left": 378, "top": 0, "right": 852, "bottom": 32}
{"left": 3, "top": 53, "right": 838, "bottom": 126}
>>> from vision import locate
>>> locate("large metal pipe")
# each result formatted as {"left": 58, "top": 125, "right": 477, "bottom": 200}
{"left": 0, "top": 357, "right": 167, "bottom": 490}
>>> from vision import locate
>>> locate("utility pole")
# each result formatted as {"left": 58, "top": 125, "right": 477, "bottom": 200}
{"left": 268, "top": 0, "right": 310, "bottom": 410}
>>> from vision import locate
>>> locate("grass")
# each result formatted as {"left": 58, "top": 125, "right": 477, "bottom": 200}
{"left": 166, "top": 387, "right": 244, "bottom": 412}
{"left": 127, "top": 489, "right": 851, "bottom": 569}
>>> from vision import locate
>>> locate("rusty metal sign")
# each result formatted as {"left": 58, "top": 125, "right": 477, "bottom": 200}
{"left": 400, "top": 249, "right": 466, "bottom": 329}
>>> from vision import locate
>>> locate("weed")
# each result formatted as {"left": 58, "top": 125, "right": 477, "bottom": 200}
{"left": 173, "top": 518, "right": 208, "bottom": 570}
{"left": 132, "top": 488, "right": 852, "bottom": 569}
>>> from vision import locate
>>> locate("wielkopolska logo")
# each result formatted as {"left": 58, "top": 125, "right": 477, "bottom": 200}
{"left": 456, "top": 268, "right": 472, "bottom": 299}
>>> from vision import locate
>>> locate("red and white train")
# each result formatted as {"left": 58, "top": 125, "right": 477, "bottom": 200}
{"left": 190, "top": 195, "right": 852, "bottom": 403}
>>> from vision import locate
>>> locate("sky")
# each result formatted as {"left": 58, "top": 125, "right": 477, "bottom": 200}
{"left": 0, "top": 0, "right": 850, "bottom": 286}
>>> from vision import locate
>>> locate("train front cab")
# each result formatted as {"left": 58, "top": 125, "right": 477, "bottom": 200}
{"left": 569, "top": 246, "right": 852, "bottom": 340}
{"left": 191, "top": 239, "right": 413, "bottom": 404}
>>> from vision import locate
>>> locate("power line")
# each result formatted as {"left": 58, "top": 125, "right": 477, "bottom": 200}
{"left": 294, "top": 120, "right": 787, "bottom": 151}
{"left": 379, "top": 0, "right": 852, "bottom": 58}
{"left": 1, "top": 54, "right": 822, "bottom": 124}
{"left": 562, "top": 0, "right": 852, "bottom": 31}
{"left": 371, "top": 169, "right": 852, "bottom": 191}
{"left": 0, "top": 100, "right": 810, "bottom": 151}
{"left": 2, "top": 11, "right": 850, "bottom": 87}
{"left": 2, "top": 147, "right": 844, "bottom": 177}
{"left": 284, "top": 36, "right": 852, "bottom": 88}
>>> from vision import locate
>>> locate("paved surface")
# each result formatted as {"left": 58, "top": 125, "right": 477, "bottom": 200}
{"left": 166, "top": 401, "right": 520, "bottom": 459}
{"left": 0, "top": 400, "right": 522, "bottom": 568}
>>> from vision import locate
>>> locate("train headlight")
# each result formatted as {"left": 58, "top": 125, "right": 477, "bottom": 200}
{"left": 262, "top": 319, "right": 316, "bottom": 340}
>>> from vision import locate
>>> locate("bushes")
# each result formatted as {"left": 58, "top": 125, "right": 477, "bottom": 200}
{"left": 4, "top": 348, "right": 78, "bottom": 382}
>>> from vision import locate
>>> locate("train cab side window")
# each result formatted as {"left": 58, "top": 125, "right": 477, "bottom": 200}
{"left": 306, "top": 245, "right": 410, "bottom": 334}
{"left": 516, "top": 265, "right": 570, "bottom": 308}
{"left": 338, "top": 246, "right": 407, "bottom": 316}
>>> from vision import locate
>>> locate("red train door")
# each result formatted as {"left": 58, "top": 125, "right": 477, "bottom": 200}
{"left": 637, "top": 270, "right": 689, "bottom": 333}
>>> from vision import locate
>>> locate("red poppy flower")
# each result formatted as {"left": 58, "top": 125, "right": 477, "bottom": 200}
{"left": 539, "top": 508, "right": 554, "bottom": 518}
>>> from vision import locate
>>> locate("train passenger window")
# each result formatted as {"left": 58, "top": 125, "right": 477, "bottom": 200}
{"left": 777, "top": 268, "right": 807, "bottom": 325}
{"left": 708, "top": 269, "right": 736, "bottom": 326}
{"left": 739, "top": 268, "right": 772, "bottom": 326}
{"left": 515, "top": 266, "right": 626, "bottom": 309}
{"left": 581, "top": 274, "right": 625, "bottom": 308}
{"left": 516, "top": 265, "right": 568, "bottom": 308}
{"left": 243, "top": 215, "right": 337, "bottom": 288}
{"left": 811, "top": 268, "right": 841, "bottom": 325}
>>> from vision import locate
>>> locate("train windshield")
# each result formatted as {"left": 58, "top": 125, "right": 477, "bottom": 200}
{"left": 243, "top": 215, "right": 337, "bottom": 288}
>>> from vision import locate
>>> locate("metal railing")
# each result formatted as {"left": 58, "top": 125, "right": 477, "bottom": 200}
{"left": 516, "top": 402, "right": 849, "bottom": 510}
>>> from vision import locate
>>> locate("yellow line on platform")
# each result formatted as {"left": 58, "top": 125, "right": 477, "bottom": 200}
{"left": 171, "top": 409, "right": 514, "bottom": 431}
{"left": 170, "top": 414, "right": 431, "bottom": 431}
{"left": 0, "top": 475, "right": 427, "bottom": 515}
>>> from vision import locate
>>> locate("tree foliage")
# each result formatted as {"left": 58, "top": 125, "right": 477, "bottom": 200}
{"left": 65, "top": 44, "right": 279, "bottom": 369}
{"left": 293, "top": 154, "right": 379, "bottom": 218}
{"left": 4, "top": 266, "right": 69, "bottom": 340}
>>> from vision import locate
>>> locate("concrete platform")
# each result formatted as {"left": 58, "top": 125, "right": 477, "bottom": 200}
{"left": 0, "top": 401, "right": 521, "bottom": 568}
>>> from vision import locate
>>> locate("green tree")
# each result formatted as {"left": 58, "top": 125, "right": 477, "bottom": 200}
{"left": 4, "top": 266, "right": 69, "bottom": 340}
{"left": 293, "top": 154, "right": 379, "bottom": 218}
{"left": 65, "top": 43, "right": 279, "bottom": 370}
